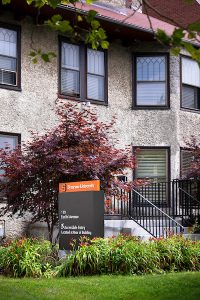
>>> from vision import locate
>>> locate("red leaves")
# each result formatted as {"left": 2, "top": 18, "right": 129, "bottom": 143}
{"left": 0, "top": 102, "right": 138, "bottom": 236}
{"left": 184, "top": 137, "right": 200, "bottom": 179}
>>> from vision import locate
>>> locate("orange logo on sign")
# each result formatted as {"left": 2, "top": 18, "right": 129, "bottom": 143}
{"left": 59, "top": 180, "right": 100, "bottom": 193}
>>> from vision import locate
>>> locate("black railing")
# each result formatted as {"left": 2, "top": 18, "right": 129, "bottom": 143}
{"left": 104, "top": 190, "right": 130, "bottom": 218}
{"left": 178, "top": 184, "right": 200, "bottom": 227}
{"left": 136, "top": 181, "right": 169, "bottom": 206}
{"left": 172, "top": 179, "right": 200, "bottom": 223}
{"left": 131, "top": 188, "right": 184, "bottom": 238}
{"left": 104, "top": 179, "right": 200, "bottom": 237}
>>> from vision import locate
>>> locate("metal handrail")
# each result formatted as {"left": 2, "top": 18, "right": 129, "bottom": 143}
{"left": 132, "top": 188, "right": 184, "bottom": 230}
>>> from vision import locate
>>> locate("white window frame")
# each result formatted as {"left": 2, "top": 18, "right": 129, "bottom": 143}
{"left": 181, "top": 56, "right": 200, "bottom": 111}
{"left": 0, "top": 24, "right": 20, "bottom": 90}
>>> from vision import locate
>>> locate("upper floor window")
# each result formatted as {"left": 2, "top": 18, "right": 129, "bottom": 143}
{"left": 133, "top": 54, "right": 169, "bottom": 108}
{"left": 181, "top": 57, "right": 200, "bottom": 111}
{"left": 59, "top": 39, "right": 107, "bottom": 104}
{"left": 0, "top": 25, "right": 20, "bottom": 90}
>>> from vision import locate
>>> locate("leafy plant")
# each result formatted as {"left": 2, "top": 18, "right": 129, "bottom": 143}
{"left": 191, "top": 219, "right": 200, "bottom": 234}
{"left": 57, "top": 234, "right": 200, "bottom": 276}
{"left": 0, "top": 237, "right": 58, "bottom": 277}
{"left": 2, "top": 0, "right": 109, "bottom": 63}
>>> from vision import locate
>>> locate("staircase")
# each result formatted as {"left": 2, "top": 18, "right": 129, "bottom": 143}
{"left": 104, "top": 179, "right": 200, "bottom": 238}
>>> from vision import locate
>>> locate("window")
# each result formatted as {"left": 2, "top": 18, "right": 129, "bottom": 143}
{"left": 87, "top": 49, "right": 105, "bottom": 101}
{"left": 61, "top": 43, "right": 80, "bottom": 97}
{"left": 135, "top": 148, "right": 169, "bottom": 182}
{"left": 0, "top": 132, "right": 20, "bottom": 175}
{"left": 133, "top": 54, "right": 169, "bottom": 108}
{"left": 134, "top": 147, "right": 169, "bottom": 204}
{"left": 60, "top": 39, "right": 107, "bottom": 104}
{"left": 181, "top": 57, "right": 200, "bottom": 111}
{"left": 0, "top": 25, "right": 20, "bottom": 89}
{"left": 180, "top": 148, "right": 194, "bottom": 178}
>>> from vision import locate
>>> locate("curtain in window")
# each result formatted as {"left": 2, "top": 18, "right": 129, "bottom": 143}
{"left": 136, "top": 149, "right": 168, "bottom": 182}
{"left": 136, "top": 56, "right": 166, "bottom": 106}
{"left": 182, "top": 57, "right": 200, "bottom": 110}
{"left": 0, "top": 28, "right": 17, "bottom": 85}
{"left": 137, "top": 82, "right": 166, "bottom": 105}
{"left": 135, "top": 149, "right": 168, "bottom": 204}
{"left": 182, "top": 85, "right": 198, "bottom": 109}
{"left": 87, "top": 49, "right": 105, "bottom": 101}
{"left": 182, "top": 57, "right": 200, "bottom": 88}
{"left": 61, "top": 43, "right": 80, "bottom": 95}
{"left": 0, "top": 135, "right": 18, "bottom": 150}
{"left": 180, "top": 150, "right": 193, "bottom": 177}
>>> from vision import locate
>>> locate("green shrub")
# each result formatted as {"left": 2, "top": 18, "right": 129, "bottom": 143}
{"left": 1, "top": 235, "right": 199, "bottom": 278}
{"left": 153, "top": 235, "right": 200, "bottom": 271}
{"left": 0, "top": 237, "right": 58, "bottom": 277}
{"left": 57, "top": 235, "right": 200, "bottom": 276}
{"left": 57, "top": 235, "right": 159, "bottom": 276}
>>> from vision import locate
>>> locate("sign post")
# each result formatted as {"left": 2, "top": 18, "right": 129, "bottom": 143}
{"left": 58, "top": 180, "right": 104, "bottom": 250}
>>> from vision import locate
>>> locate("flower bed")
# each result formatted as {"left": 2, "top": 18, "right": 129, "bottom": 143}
{"left": 57, "top": 235, "right": 200, "bottom": 276}
{"left": 0, "top": 235, "right": 200, "bottom": 278}
{"left": 0, "top": 237, "right": 58, "bottom": 277}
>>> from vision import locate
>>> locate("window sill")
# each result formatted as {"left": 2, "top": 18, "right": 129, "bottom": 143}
{"left": 0, "top": 84, "right": 21, "bottom": 92}
{"left": 181, "top": 107, "right": 200, "bottom": 114}
{"left": 132, "top": 106, "right": 170, "bottom": 110}
{"left": 58, "top": 94, "right": 108, "bottom": 107}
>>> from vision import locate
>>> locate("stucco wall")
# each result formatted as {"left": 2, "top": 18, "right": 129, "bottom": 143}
{"left": 0, "top": 14, "right": 200, "bottom": 238}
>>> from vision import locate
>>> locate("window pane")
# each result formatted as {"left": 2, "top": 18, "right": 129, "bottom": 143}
{"left": 87, "top": 74, "right": 104, "bottom": 101}
{"left": 87, "top": 49, "right": 104, "bottom": 76}
{"left": 0, "top": 56, "right": 16, "bottom": 71}
{"left": 61, "top": 43, "right": 80, "bottom": 71}
{"left": 0, "top": 28, "right": 17, "bottom": 57}
{"left": 137, "top": 56, "right": 165, "bottom": 81}
{"left": 182, "top": 57, "right": 200, "bottom": 88}
{"left": 0, "top": 135, "right": 18, "bottom": 150}
{"left": 135, "top": 149, "right": 168, "bottom": 204}
{"left": 137, "top": 82, "right": 166, "bottom": 105}
{"left": 0, "top": 69, "right": 16, "bottom": 85}
{"left": 61, "top": 69, "right": 80, "bottom": 95}
{"left": 182, "top": 85, "right": 199, "bottom": 109}
{"left": 0, "top": 134, "right": 18, "bottom": 176}
{"left": 136, "top": 149, "right": 168, "bottom": 182}
{"left": 181, "top": 150, "right": 193, "bottom": 177}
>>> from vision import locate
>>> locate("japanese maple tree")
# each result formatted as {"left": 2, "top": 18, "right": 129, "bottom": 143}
{"left": 185, "top": 138, "right": 200, "bottom": 179}
{"left": 0, "top": 102, "right": 139, "bottom": 242}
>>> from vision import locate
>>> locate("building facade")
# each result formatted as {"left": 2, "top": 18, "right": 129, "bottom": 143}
{"left": 0, "top": 0, "right": 200, "bottom": 238}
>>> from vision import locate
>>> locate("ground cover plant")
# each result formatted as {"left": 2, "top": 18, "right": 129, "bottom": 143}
{"left": 0, "top": 272, "right": 200, "bottom": 300}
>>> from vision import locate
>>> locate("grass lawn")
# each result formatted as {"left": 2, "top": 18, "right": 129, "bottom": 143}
{"left": 0, "top": 272, "right": 200, "bottom": 300}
